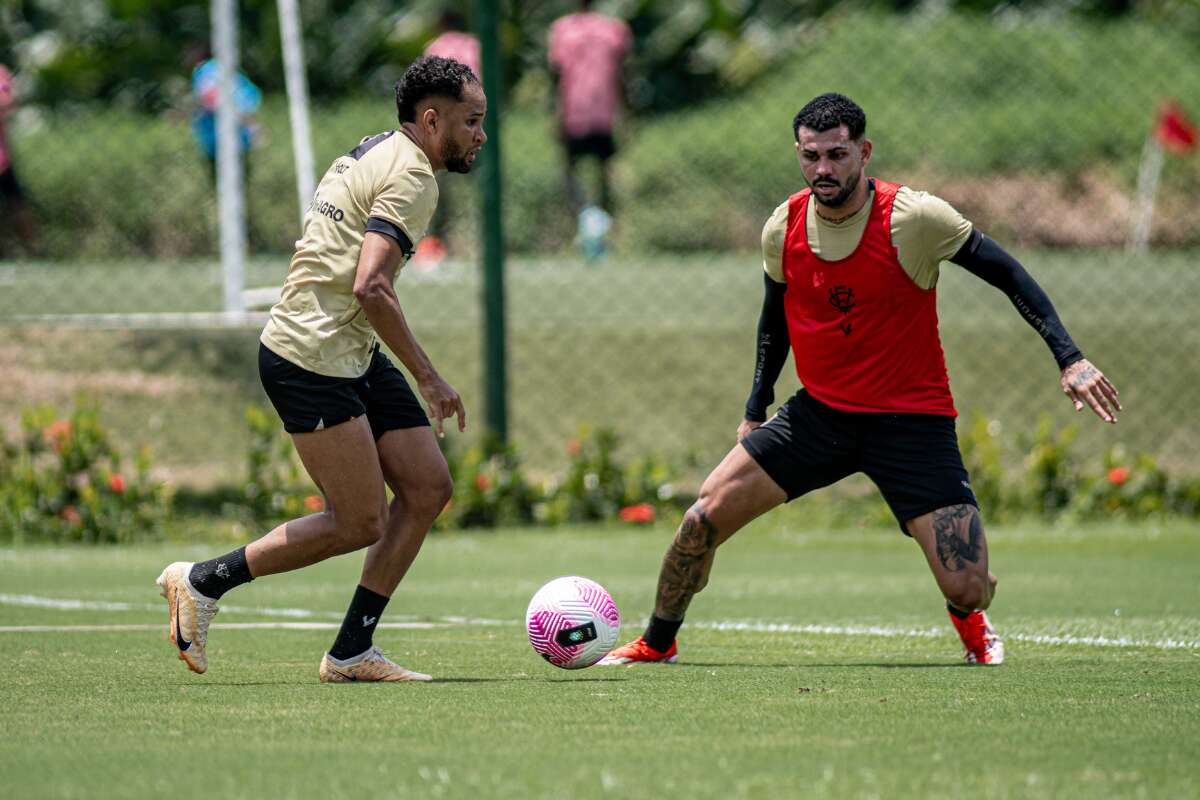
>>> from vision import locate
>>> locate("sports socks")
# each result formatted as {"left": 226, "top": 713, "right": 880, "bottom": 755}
{"left": 946, "top": 602, "right": 972, "bottom": 620}
{"left": 188, "top": 547, "right": 253, "bottom": 600}
{"left": 643, "top": 614, "right": 682, "bottom": 652}
{"left": 328, "top": 585, "right": 390, "bottom": 661}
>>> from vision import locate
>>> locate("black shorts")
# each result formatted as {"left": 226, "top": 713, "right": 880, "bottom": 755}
{"left": 258, "top": 343, "right": 428, "bottom": 439}
{"left": 0, "top": 166, "right": 23, "bottom": 201}
{"left": 740, "top": 390, "right": 977, "bottom": 534}
{"left": 564, "top": 132, "right": 616, "bottom": 161}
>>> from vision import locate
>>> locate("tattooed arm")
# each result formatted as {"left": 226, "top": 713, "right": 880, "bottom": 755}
{"left": 653, "top": 505, "right": 720, "bottom": 621}
{"left": 1060, "top": 359, "right": 1121, "bottom": 424}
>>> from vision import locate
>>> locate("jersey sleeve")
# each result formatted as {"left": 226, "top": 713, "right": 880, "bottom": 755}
{"left": 368, "top": 168, "right": 439, "bottom": 250}
{"left": 891, "top": 187, "right": 973, "bottom": 290}
{"left": 761, "top": 200, "right": 790, "bottom": 283}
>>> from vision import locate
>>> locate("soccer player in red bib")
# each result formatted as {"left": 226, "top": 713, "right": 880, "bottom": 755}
{"left": 602, "top": 93, "right": 1120, "bottom": 667}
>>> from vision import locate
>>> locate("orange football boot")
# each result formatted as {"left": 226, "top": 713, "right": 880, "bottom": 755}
{"left": 598, "top": 636, "right": 678, "bottom": 665}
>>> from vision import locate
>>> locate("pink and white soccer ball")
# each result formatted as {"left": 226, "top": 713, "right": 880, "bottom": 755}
{"left": 525, "top": 576, "right": 620, "bottom": 669}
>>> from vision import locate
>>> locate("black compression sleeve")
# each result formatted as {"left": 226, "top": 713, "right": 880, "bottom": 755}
{"left": 745, "top": 273, "right": 790, "bottom": 422}
{"left": 950, "top": 229, "right": 1083, "bottom": 370}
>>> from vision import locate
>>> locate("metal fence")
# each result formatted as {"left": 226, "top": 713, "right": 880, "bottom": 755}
{"left": 2, "top": 8, "right": 1198, "bottom": 492}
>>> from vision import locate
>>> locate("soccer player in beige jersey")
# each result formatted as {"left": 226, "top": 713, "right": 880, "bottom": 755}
{"left": 156, "top": 56, "right": 485, "bottom": 682}
{"left": 603, "top": 93, "right": 1121, "bottom": 667}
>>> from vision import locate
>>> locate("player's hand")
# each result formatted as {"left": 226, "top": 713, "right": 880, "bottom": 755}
{"left": 737, "top": 419, "right": 762, "bottom": 442}
{"left": 1060, "top": 359, "right": 1120, "bottom": 424}
{"left": 417, "top": 375, "right": 466, "bottom": 437}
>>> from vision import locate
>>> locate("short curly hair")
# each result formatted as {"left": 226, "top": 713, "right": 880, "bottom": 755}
{"left": 394, "top": 56, "right": 480, "bottom": 124}
{"left": 792, "top": 93, "right": 867, "bottom": 142}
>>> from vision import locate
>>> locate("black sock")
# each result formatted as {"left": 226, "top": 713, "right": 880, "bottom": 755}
{"left": 328, "top": 585, "right": 390, "bottom": 661}
{"left": 946, "top": 602, "right": 972, "bottom": 620}
{"left": 188, "top": 547, "right": 253, "bottom": 600}
{"left": 643, "top": 614, "right": 682, "bottom": 652}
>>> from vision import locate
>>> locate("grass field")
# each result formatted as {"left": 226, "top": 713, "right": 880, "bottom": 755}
{"left": 2, "top": 248, "right": 1198, "bottom": 487}
{"left": 2, "top": 518, "right": 1197, "bottom": 798}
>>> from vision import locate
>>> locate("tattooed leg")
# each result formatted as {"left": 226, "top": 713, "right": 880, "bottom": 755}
{"left": 653, "top": 505, "right": 720, "bottom": 622}
{"left": 909, "top": 503, "right": 995, "bottom": 611}
{"left": 932, "top": 504, "right": 983, "bottom": 573}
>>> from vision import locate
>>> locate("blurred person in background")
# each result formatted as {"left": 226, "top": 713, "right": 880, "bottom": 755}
{"left": 602, "top": 92, "right": 1120, "bottom": 668}
{"left": 0, "top": 62, "right": 38, "bottom": 256}
{"left": 418, "top": 9, "right": 482, "bottom": 267}
{"left": 548, "top": 0, "right": 632, "bottom": 251}
{"left": 156, "top": 57, "right": 486, "bottom": 683}
{"left": 187, "top": 46, "right": 261, "bottom": 183}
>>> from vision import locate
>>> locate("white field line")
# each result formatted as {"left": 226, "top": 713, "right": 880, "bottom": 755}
{"left": 1, "top": 593, "right": 1197, "bottom": 651}
{"left": 686, "top": 620, "right": 1200, "bottom": 652}
{"left": 0, "top": 622, "right": 444, "bottom": 633}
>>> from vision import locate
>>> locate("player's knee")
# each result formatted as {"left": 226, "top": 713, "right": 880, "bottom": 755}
{"left": 693, "top": 482, "right": 731, "bottom": 526}
{"left": 342, "top": 508, "right": 387, "bottom": 549}
{"left": 398, "top": 472, "right": 453, "bottom": 520}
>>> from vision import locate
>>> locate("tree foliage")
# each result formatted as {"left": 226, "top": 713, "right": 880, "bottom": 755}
{"left": 0, "top": 0, "right": 1189, "bottom": 112}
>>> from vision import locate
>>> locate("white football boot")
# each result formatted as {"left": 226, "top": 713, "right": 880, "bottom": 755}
{"left": 156, "top": 561, "right": 220, "bottom": 674}
{"left": 319, "top": 646, "right": 433, "bottom": 683}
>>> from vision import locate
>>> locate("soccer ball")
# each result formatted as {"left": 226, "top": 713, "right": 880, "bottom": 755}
{"left": 525, "top": 576, "right": 620, "bottom": 669}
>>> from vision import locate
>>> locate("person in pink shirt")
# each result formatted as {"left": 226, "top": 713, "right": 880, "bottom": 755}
{"left": 548, "top": 0, "right": 632, "bottom": 215}
{"left": 424, "top": 11, "right": 481, "bottom": 82}
{"left": 0, "top": 63, "right": 37, "bottom": 256}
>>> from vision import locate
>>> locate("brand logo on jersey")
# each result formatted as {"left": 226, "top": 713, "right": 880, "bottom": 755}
{"left": 310, "top": 199, "right": 345, "bottom": 222}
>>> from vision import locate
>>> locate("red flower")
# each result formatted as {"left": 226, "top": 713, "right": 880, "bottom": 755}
{"left": 475, "top": 474, "right": 490, "bottom": 491}
{"left": 1107, "top": 466, "right": 1130, "bottom": 486}
{"left": 566, "top": 439, "right": 581, "bottom": 456}
{"left": 44, "top": 420, "right": 73, "bottom": 452}
{"left": 304, "top": 494, "right": 325, "bottom": 513}
{"left": 60, "top": 505, "right": 82, "bottom": 526}
{"left": 108, "top": 474, "right": 126, "bottom": 494}
{"left": 619, "top": 503, "right": 656, "bottom": 524}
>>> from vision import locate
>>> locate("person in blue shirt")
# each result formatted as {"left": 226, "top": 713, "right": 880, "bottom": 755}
{"left": 189, "top": 48, "right": 261, "bottom": 181}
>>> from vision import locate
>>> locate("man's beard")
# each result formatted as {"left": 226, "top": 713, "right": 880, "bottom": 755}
{"left": 443, "top": 138, "right": 473, "bottom": 174}
{"left": 811, "top": 171, "right": 859, "bottom": 209}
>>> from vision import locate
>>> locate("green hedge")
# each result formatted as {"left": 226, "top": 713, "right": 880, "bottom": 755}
{"left": 9, "top": 11, "right": 1199, "bottom": 259}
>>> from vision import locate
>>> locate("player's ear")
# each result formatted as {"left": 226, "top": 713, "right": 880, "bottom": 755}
{"left": 859, "top": 137, "right": 873, "bottom": 165}
{"left": 421, "top": 104, "right": 439, "bottom": 134}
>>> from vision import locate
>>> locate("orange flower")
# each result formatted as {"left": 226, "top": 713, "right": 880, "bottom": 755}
{"left": 1107, "top": 466, "right": 1130, "bottom": 486}
{"left": 619, "top": 503, "right": 656, "bottom": 524}
{"left": 475, "top": 474, "right": 490, "bottom": 491}
{"left": 108, "top": 474, "right": 126, "bottom": 494}
{"left": 566, "top": 439, "right": 581, "bottom": 456}
{"left": 61, "top": 505, "right": 82, "bottom": 526}
{"left": 44, "top": 420, "right": 73, "bottom": 452}
{"left": 304, "top": 494, "right": 325, "bottom": 513}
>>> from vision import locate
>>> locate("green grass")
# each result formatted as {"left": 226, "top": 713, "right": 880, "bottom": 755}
{"left": 2, "top": 519, "right": 1198, "bottom": 798}
{"left": 1, "top": 248, "right": 1197, "bottom": 485}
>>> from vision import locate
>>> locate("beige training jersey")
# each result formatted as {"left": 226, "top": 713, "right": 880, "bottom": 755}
{"left": 760, "top": 183, "right": 972, "bottom": 289}
{"left": 261, "top": 131, "right": 438, "bottom": 378}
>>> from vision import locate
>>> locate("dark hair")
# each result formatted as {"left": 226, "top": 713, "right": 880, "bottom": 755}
{"left": 395, "top": 55, "right": 479, "bottom": 124}
{"left": 792, "top": 93, "right": 866, "bottom": 142}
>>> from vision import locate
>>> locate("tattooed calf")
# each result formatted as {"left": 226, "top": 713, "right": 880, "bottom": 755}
{"left": 654, "top": 505, "right": 719, "bottom": 621}
{"left": 932, "top": 504, "right": 983, "bottom": 572}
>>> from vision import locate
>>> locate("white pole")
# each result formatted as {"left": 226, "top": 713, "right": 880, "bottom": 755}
{"left": 212, "top": 0, "right": 246, "bottom": 314}
{"left": 277, "top": 0, "right": 315, "bottom": 226}
{"left": 1127, "top": 134, "right": 1163, "bottom": 254}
